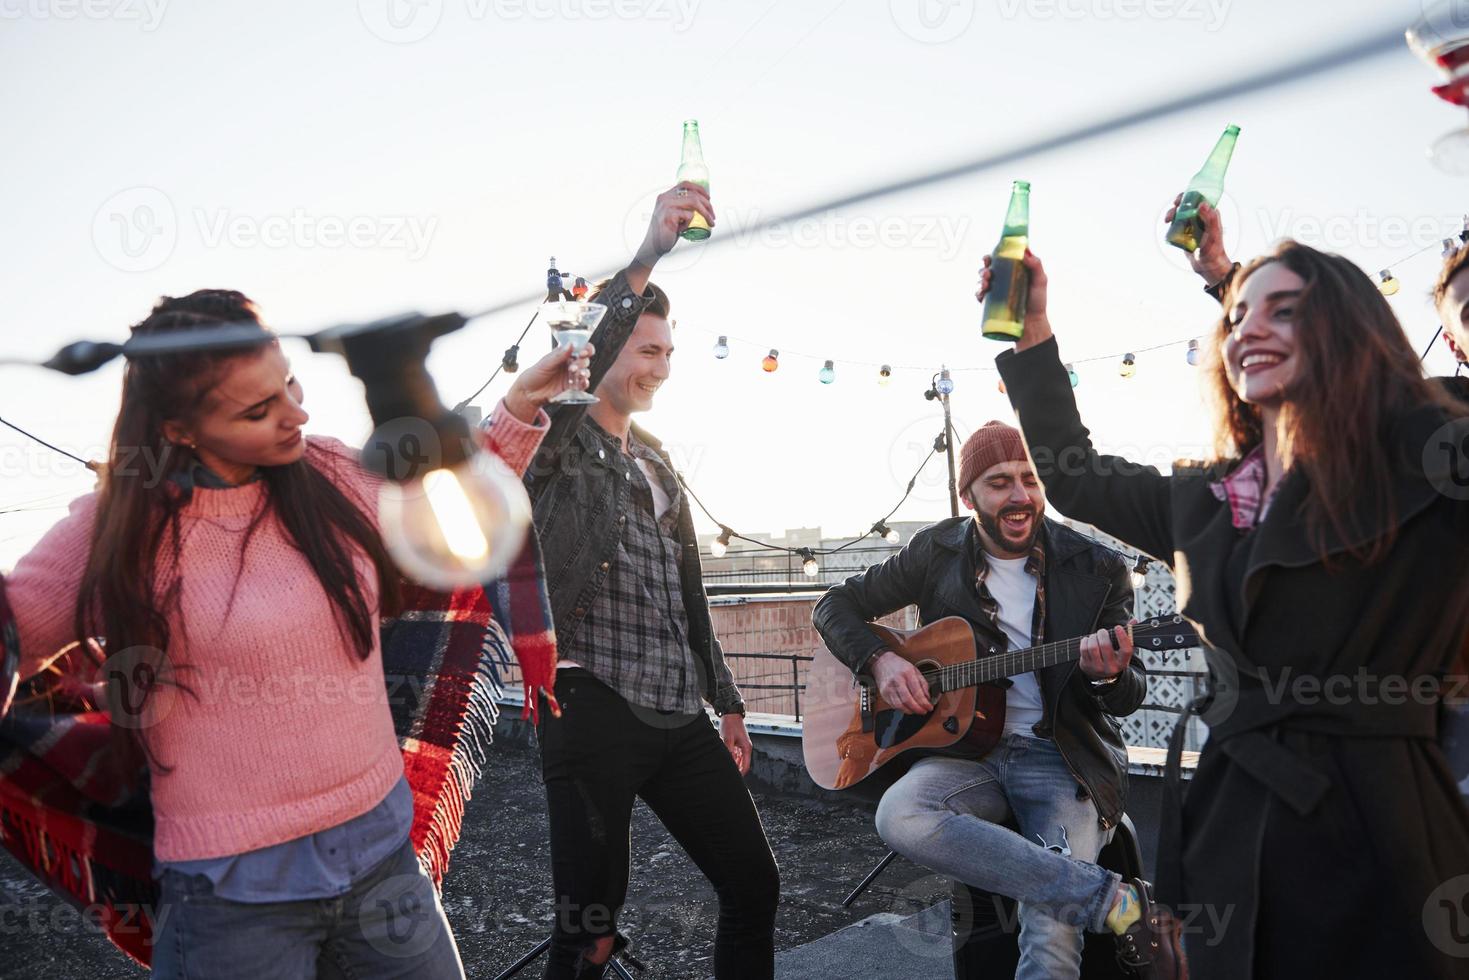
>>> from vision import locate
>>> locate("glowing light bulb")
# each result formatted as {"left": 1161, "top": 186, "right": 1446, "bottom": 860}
{"left": 1120, "top": 353, "right": 1136, "bottom": 378}
{"left": 1130, "top": 556, "right": 1151, "bottom": 590}
{"left": 1378, "top": 270, "right": 1400, "bottom": 296}
{"left": 819, "top": 359, "right": 836, "bottom": 384}
{"left": 762, "top": 349, "right": 779, "bottom": 373}
{"left": 378, "top": 454, "right": 532, "bottom": 589}
{"left": 713, "top": 335, "right": 730, "bottom": 359}
{"left": 1065, "top": 363, "right": 1079, "bottom": 388}
{"left": 801, "top": 554, "right": 820, "bottom": 577}
{"left": 878, "top": 364, "right": 892, "bottom": 386}
{"left": 710, "top": 527, "right": 732, "bottom": 558}
{"left": 1186, "top": 339, "right": 1200, "bottom": 366}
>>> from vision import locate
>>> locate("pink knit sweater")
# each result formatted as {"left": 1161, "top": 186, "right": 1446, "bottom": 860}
{"left": 6, "top": 402, "right": 547, "bottom": 862}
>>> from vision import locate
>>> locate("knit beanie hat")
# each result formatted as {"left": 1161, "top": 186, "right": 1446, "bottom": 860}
{"left": 958, "top": 421, "right": 1027, "bottom": 495}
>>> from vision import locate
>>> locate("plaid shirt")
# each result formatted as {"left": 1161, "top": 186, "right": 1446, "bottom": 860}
{"left": 1208, "top": 446, "right": 1280, "bottom": 530}
{"left": 559, "top": 421, "right": 705, "bottom": 714}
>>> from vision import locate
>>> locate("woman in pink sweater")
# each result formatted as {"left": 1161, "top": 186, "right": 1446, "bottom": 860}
{"left": 4, "top": 288, "right": 587, "bottom": 979}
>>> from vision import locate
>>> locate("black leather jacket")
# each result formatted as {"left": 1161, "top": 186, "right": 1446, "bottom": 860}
{"left": 522, "top": 271, "right": 743, "bottom": 715}
{"left": 812, "top": 516, "right": 1145, "bottom": 829}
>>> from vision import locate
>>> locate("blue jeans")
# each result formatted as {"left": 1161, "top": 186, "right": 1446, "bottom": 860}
{"left": 151, "top": 838, "right": 465, "bottom": 980}
{"left": 875, "top": 733, "right": 1121, "bottom": 980}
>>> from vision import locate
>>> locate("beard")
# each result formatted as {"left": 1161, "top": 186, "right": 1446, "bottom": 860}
{"left": 976, "top": 503, "right": 1042, "bottom": 556}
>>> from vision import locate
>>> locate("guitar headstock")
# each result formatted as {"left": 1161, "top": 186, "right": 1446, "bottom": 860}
{"left": 1127, "top": 615, "right": 1201, "bottom": 652}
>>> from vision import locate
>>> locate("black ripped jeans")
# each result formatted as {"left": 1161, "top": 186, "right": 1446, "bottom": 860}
{"left": 536, "top": 668, "right": 780, "bottom": 979}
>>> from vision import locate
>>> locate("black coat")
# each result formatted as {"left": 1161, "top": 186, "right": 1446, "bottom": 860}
{"left": 812, "top": 515, "right": 1145, "bottom": 829}
{"left": 998, "top": 337, "right": 1469, "bottom": 979}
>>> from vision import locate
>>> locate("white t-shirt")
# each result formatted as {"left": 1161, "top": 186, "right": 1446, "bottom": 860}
{"left": 983, "top": 553, "right": 1045, "bottom": 737}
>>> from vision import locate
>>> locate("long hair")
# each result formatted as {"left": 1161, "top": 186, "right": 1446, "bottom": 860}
{"left": 73, "top": 289, "right": 400, "bottom": 775}
{"left": 1202, "top": 241, "right": 1466, "bottom": 566}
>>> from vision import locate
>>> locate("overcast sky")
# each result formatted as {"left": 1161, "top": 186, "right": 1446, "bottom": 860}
{"left": 1, "top": 0, "right": 1463, "bottom": 567}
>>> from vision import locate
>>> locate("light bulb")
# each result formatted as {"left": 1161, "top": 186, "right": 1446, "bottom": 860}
{"left": 714, "top": 335, "right": 730, "bottom": 359}
{"left": 1378, "top": 270, "right": 1400, "bottom": 296}
{"left": 935, "top": 366, "right": 954, "bottom": 395}
{"left": 378, "top": 453, "right": 532, "bottom": 589}
{"left": 1186, "top": 339, "right": 1200, "bottom": 366}
{"left": 884, "top": 526, "right": 901, "bottom": 545}
{"left": 802, "top": 555, "right": 820, "bottom": 577}
{"left": 1065, "top": 363, "right": 1079, "bottom": 388}
{"left": 819, "top": 359, "right": 836, "bottom": 384}
{"left": 710, "top": 527, "right": 732, "bottom": 558}
{"left": 762, "top": 349, "right": 779, "bottom": 373}
{"left": 1130, "top": 556, "right": 1150, "bottom": 590}
{"left": 878, "top": 364, "right": 892, "bottom": 386}
{"left": 1120, "top": 353, "right": 1136, "bottom": 378}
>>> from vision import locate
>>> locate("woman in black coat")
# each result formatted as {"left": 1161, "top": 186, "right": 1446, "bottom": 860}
{"left": 984, "top": 240, "right": 1469, "bottom": 978}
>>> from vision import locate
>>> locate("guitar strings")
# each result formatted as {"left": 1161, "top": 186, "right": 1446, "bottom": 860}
{"left": 921, "top": 618, "right": 1200, "bottom": 691}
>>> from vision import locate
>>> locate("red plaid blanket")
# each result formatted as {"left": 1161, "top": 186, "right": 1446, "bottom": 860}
{"left": 0, "top": 535, "right": 557, "bottom": 968}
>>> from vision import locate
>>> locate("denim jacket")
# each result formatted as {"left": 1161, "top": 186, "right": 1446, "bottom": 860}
{"left": 523, "top": 270, "right": 744, "bottom": 716}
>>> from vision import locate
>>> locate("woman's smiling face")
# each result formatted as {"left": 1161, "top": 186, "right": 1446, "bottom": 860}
{"left": 1223, "top": 261, "right": 1302, "bottom": 408}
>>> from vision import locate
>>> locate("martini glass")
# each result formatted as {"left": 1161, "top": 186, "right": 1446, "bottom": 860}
{"left": 541, "top": 299, "right": 607, "bottom": 404}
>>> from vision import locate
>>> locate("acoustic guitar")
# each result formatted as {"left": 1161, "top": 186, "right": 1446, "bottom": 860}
{"left": 801, "top": 615, "right": 1201, "bottom": 791}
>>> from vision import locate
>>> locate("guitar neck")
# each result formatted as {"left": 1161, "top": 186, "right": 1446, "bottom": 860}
{"left": 935, "top": 637, "right": 1084, "bottom": 693}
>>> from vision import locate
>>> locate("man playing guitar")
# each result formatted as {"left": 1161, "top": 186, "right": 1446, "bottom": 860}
{"left": 813, "top": 421, "right": 1184, "bottom": 980}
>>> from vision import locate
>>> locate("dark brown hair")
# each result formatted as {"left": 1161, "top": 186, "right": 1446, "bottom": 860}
{"left": 1203, "top": 241, "right": 1465, "bottom": 566}
{"left": 1434, "top": 241, "right": 1469, "bottom": 307}
{"left": 75, "top": 290, "right": 400, "bottom": 776}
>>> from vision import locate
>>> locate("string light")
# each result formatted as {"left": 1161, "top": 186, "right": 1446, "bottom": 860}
{"left": 819, "top": 359, "right": 836, "bottom": 384}
{"left": 1131, "top": 554, "right": 1152, "bottom": 589}
{"left": 799, "top": 548, "right": 820, "bottom": 577}
{"left": 1120, "top": 353, "right": 1137, "bottom": 378}
{"left": 1377, "top": 270, "right": 1400, "bottom": 296}
{"left": 1066, "top": 363, "right": 1079, "bottom": 388}
{"left": 710, "top": 525, "right": 733, "bottom": 558}
{"left": 1186, "top": 339, "right": 1200, "bottom": 366}
{"left": 873, "top": 521, "right": 902, "bottom": 545}
{"left": 935, "top": 366, "right": 954, "bottom": 395}
{"left": 713, "top": 335, "right": 730, "bottom": 359}
{"left": 878, "top": 364, "right": 892, "bottom": 386}
{"left": 762, "top": 349, "right": 780, "bottom": 373}
{"left": 501, "top": 344, "right": 520, "bottom": 374}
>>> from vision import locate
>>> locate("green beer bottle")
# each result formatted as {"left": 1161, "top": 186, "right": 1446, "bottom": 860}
{"left": 677, "top": 119, "right": 711, "bottom": 241}
{"left": 1166, "top": 124, "right": 1240, "bottom": 253}
{"left": 982, "top": 180, "right": 1031, "bottom": 341}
